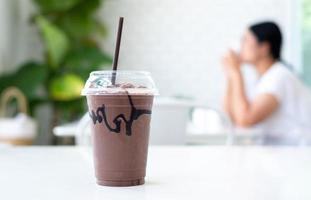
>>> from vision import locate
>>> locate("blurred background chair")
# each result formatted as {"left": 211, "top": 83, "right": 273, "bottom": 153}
{"left": 186, "top": 106, "right": 264, "bottom": 145}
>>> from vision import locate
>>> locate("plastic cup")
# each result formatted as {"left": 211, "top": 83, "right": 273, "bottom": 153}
{"left": 81, "top": 71, "right": 157, "bottom": 186}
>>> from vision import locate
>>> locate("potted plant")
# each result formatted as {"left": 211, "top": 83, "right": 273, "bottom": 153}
{"left": 0, "top": 0, "right": 112, "bottom": 144}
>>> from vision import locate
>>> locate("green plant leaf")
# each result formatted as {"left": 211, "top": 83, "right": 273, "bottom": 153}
{"left": 73, "top": 0, "right": 102, "bottom": 16}
{"left": 49, "top": 74, "right": 84, "bottom": 101}
{"left": 54, "top": 98, "right": 86, "bottom": 122}
{"left": 63, "top": 46, "right": 112, "bottom": 80}
{"left": 33, "top": 0, "right": 82, "bottom": 12}
{"left": 54, "top": 0, "right": 105, "bottom": 40}
{"left": 94, "top": 19, "right": 108, "bottom": 37}
{"left": 35, "top": 16, "right": 69, "bottom": 68}
{"left": 0, "top": 61, "right": 48, "bottom": 100}
{"left": 56, "top": 13, "right": 96, "bottom": 40}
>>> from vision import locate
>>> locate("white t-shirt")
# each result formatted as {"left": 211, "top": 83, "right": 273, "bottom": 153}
{"left": 248, "top": 62, "right": 311, "bottom": 144}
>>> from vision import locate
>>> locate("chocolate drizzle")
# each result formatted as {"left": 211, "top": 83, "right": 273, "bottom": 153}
{"left": 89, "top": 95, "right": 151, "bottom": 136}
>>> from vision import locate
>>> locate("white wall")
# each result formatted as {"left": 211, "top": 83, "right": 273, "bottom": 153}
{"left": 0, "top": 0, "right": 12, "bottom": 73}
{"left": 99, "top": 0, "right": 299, "bottom": 108}
{"left": 0, "top": 0, "right": 42, "bottom": 74}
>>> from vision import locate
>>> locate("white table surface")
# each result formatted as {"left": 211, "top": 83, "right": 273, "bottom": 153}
{"left": 1, "top": 146, "right": 311, "bottom": 200}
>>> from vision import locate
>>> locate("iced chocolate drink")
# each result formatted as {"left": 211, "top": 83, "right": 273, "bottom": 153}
{"left": 81, "top": 71, "right": 157, "bottom": 186}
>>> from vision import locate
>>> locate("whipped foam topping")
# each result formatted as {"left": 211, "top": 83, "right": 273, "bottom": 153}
{"left": 82, "top": 82, "right": 156, "bottom": 95}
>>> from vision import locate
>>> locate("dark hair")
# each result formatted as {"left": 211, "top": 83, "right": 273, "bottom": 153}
{"left": 249, "top": 21, "right": 282, "bottom": 60}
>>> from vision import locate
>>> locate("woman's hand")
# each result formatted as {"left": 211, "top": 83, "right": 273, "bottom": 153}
{"left": 222, "top": 49, "right": 242, "bottom": 77}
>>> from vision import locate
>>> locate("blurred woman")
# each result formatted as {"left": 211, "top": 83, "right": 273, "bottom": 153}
{"left": 222, "top": 21, "right": 311, "bottom": 144}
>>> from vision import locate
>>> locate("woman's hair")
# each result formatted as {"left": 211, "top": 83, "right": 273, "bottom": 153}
{"left": 249, "top": 21, "right": 283, "bottom": 60}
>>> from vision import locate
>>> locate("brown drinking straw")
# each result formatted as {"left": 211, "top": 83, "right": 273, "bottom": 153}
{"left": 111, "top": 17, "right": 124, "bottom": 85}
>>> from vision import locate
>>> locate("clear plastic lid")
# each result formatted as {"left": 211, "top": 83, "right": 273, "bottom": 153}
{"left": 81, "top": 70, "right": 158, "bottom": 96}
